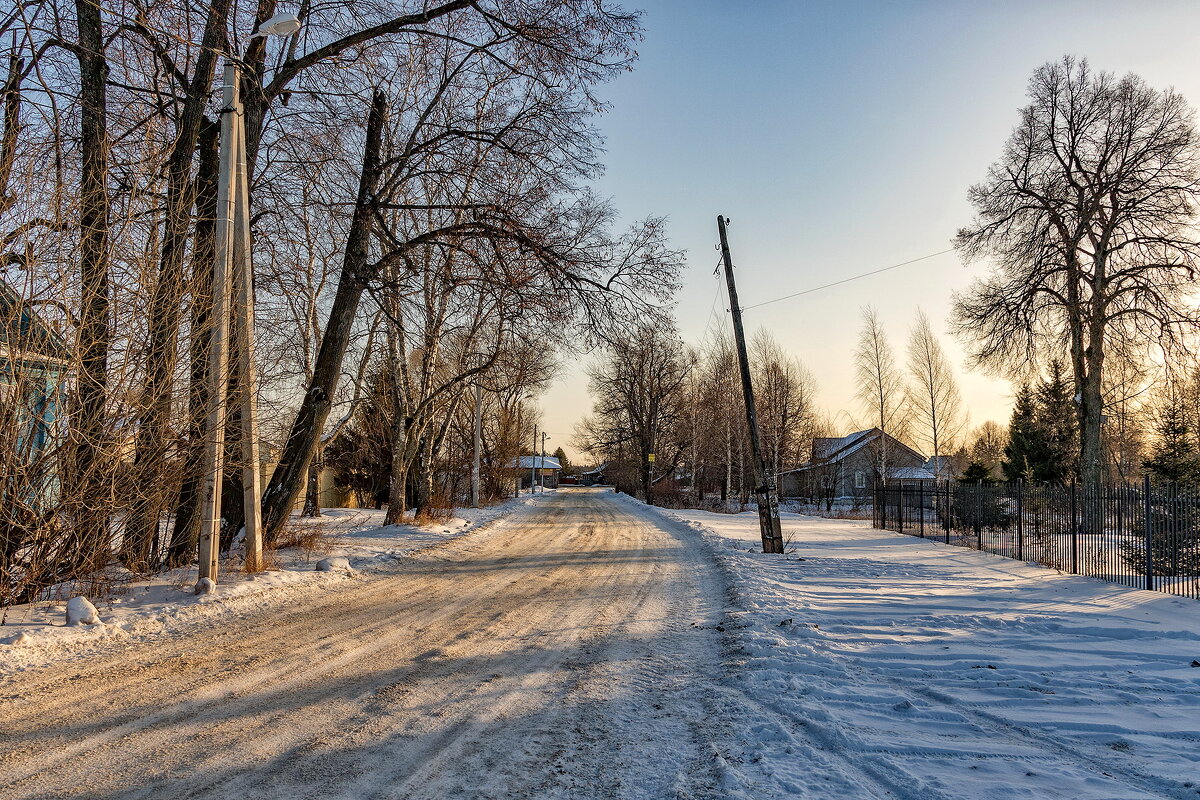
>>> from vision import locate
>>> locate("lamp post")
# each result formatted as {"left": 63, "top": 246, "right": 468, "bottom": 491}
{"left": 197, "top": 13, "right": 301, "bottom": 591}
{"left": 541, "top": 431, "right": 549, "bottom": 491}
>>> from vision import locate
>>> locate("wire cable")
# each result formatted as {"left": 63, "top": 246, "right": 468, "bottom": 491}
{"left": 742, "top": 248, "right": 956, "bottom": 311}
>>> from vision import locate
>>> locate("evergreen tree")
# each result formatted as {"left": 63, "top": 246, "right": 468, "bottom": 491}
{"left": 1002, "top": 385, "right": 1043, "bottom": 482}
{"left": 1143, "top": 393, "right": 1200, "bottom": 484}
{"left": 1036, "top": 359, "right": 1078, "bottom": 483}
{"left": 552, "top": 446, "right": 572, "bottom": 475}
{"left": 960, "top": 461, "right": 994, "bottom": 483}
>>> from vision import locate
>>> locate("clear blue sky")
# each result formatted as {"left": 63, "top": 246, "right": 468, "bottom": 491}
{"left": 540, "top": 0, "right": 1200, "bottom": 460}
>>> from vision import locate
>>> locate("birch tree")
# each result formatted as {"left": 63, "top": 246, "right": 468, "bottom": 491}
{"left": 906, "top": 309, "right": 964, "bottom": 474}
{"left": 854, "top": 306, "right": 908, "bottom": 477}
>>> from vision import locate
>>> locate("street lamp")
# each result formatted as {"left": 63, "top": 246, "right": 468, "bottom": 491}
{"left": 196, "top": 16, "right": 301, "bottom": 592}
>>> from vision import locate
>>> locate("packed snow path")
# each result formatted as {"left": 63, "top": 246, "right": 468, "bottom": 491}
{"left": 3, "top": 490, "right": 1198, "bottom": 799}
{"left": 0, "top": 488, "right": 731, "bottom": 799}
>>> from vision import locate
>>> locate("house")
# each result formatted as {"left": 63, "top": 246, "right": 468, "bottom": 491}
{"left": 579, "top": 463, "right": 607, "bottom": 486}
{"left": 778, "top": 428, "right": 926, "bottom": 502}
{"left": 0, "top": 279, "right": 71, "bottom": 508}
{"left": 511, "top": 455, "right": 562, "bottom": 489}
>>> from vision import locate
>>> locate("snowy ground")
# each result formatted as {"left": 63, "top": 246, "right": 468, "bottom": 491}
{"left": 649, "top": 500, "right": 1200, "bottom": 799}
{"left": 0, "top": 492, "right": 541, "bottom": 675}
{"left": 3, "top": 488, "right": 1198, "bottom": 799}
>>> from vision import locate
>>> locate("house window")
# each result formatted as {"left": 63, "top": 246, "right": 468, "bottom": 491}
{"left": 854, "top": 470, "right": 866, "bottom": 489}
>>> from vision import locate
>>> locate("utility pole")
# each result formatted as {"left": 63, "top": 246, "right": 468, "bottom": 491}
{"left": 531, "top": 424, "right": 538, "bottom": 493}
{"left": 717, "top": 215, "right": 784, "bottom": 554}
{"left": 541, "top": 431, "right": 549, "bottom": 490}
{"left": 471, "top": 381, "right": 482, "bottom": 508}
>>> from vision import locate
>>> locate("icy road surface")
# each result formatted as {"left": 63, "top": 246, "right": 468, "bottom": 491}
{"left": 0, "top": 488, "right": 733, "bottom": 799}
{"left": 3, "top": 487, "right": 1199, "bottom": 799}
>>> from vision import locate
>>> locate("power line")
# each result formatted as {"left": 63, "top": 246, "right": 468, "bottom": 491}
{"left": 741, "top": 248, "right": 956, "bottom": 311}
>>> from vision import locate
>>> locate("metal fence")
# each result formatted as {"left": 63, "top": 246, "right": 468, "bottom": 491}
{"left": 873, "top": 477, "right": 1200, "bottom": 600}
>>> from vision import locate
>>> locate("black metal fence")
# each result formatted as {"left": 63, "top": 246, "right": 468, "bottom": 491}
{"left": 873, "top": 477, "right": 1200, "bottom": 600}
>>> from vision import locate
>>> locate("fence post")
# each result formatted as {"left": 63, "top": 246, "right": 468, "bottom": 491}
{"left": 897, "top": 483, "right": 904, "bottom": 534}
{"left": 1070, "top": 478, "right": 1078, "bottom": 574}
{"left": 1143, "top": 474, "right": 1153, "bottom": 591}
{"left": 918, "top": 480, "right": 925, "bottom": 538}
{"left": 1016, "top": 479, "right": 1024, "bottom": 562}
{"left": 945, "top": 480, "right": 951, "bottom": 544}
{"left": 974, "top": 479, "right": 982, "bottom": 549}
{"left": 873, "top": 481, "right": 878, "bottom": 528}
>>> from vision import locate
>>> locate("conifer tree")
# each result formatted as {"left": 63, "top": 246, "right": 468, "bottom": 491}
{"left": 1037, "top": 359, "right": 1078, "bottom": 483}
{"left": 1144, "top": 393, "right": 1200, "bottom": 485}
{"left": 1002, "top": 385, "right": 1043, "bottom": 482}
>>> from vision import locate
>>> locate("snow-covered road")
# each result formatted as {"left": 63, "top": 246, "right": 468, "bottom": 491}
{"left": 3, "top": 489, "right": 1198, "bottom": 799}
{"left": 0, "top": 488, "right": 731, "bottom": 799}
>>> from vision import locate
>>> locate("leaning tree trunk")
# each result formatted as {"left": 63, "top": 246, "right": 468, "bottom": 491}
{"left": 70, "top": 0, "right": 112, "bottom": 572}
{"left": 261, "top": 91, "right": 387, "bottom": 544}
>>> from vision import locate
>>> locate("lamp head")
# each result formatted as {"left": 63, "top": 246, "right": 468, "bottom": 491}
{"left": 252, "top": 11, "right": 301, "bottom": 38}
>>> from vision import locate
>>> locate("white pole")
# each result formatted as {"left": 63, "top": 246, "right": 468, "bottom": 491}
{"left": 471, "top": 382, "right": 482, "bottom": 508}
{"left": 197, "top": 62, "right": 237, "bottom": 589}
{"left": 231, "top": 89, "right": 263, "bottom": 572}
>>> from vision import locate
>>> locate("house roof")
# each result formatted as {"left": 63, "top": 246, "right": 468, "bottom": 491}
{"left": 779, "top": 428, "right": 926, "bottom": 476}
{"left": 511, "top": 455, "right": 562, "bottom": 470}
{"left": 924, "top": 456, "right": 954, "bottom": 475}
{"left": 888, "top": 466, "right": 938, "bottom": 480}
{"left": 0, "top": 279, "right": 71, "bottom": 366}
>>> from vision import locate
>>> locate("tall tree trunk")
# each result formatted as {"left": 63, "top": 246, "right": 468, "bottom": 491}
{"left": 302, "top": 443, "right": 322, "bottom": 517}
{"left": 167, "top": 117, "right": 220, "bottom": 566}
{"left": 71, "top": 0, "right": 111, "bottom": 571}
{"left": 123, "top": 0, "right": 232, "bottom": 568}
{"left": 385, "top": 413, "right": 411, "bottom": 524}
{"left": 261, "top": 91, "right": 387, "bottom": 543}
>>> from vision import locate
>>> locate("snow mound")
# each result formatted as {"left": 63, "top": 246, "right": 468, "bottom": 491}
{"left": 66, "top": 597, "right": 100, "bottom": 626}
{"left": 315, "top": 556, "right": 353, "bottom": 573}
{"left": 194, "top": 577, "right": 216, "bottom": 596}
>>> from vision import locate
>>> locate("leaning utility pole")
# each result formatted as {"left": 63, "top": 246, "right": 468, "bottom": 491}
{"left": 717, "top": 215, "right": 785, "bottom": 554}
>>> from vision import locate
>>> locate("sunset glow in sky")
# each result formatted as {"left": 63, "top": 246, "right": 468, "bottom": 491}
{"left": 540, "top": 0, "right": 1200, "bottom": 460}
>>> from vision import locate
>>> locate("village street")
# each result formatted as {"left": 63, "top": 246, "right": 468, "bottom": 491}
{"left": 0, "top": 488, "right": 735, "bottom": 799}
{"left": 2, "top": 488, "right": 1198, "bottom": 799}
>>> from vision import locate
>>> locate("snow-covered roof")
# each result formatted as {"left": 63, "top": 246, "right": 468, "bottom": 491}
{"left": 511, "top": 455, "right": 562, "bottom": 470}
{"left": 924, "top": 456, "right": 954, "bottom": 475}
{"left": 888, "top": 467, "right": 937, "bottom": 481}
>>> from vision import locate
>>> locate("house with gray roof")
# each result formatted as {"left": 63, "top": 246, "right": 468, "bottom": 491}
{"left": 778, "top": 428, "right": 926, "bottom": 503}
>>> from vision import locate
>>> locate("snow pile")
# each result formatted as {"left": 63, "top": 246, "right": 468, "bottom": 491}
{"left": 645, "top": 500, "right": 1200, "bottom": 799}
{"left": 0, "top": 493, "right": 542, "bottom": 675}
{"left": 65, "top": 597, "right": 100, "bottom": 626}
{"left": 314, "top": 556, "right": 353, "bottom": 572}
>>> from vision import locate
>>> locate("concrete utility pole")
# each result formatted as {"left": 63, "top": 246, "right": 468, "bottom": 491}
{"left": 197, "top": 15, "right": 300, "bottom": 591}
{"left": 541, "top": 432, "right": 549, "bottom": 490}
{"left": 471, "top": 381, "right": 482, "bottom": 507}
{"left": 531, "top": 424, "right": 538, "bottom": 493}
{"left": 717, "top": 215, "right": 785, "bottom": 554}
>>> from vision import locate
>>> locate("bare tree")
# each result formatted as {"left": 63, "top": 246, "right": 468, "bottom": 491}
{"left": 576, "top": 322, "right": 689, "bottom": 503}
{"left": 854, "top": 306, "right": 908, "bottom": 478}
{"left": 953, "top": 56, "right": 1200, "bottom": 497}
{"left": 906, "top": 309, "right": 964, "bottom": 475}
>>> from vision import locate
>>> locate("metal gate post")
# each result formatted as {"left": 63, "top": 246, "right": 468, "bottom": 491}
{"left": 974, "top": 479, "right": 982, "bottom": 550}
{"left": 897, "top": 484, "right": 904, "bottom": 534}
{"left": 1016, "top": 479, "right": 1024, "bottom": 562}
{"left": 1143, "top": 474, "right": 1153, "bottom": 591}
{"left": 1070, "top": 478, "right": 1079, "bottom": 574}
{"left": 944, "top": 481, "right": 951, "bottom": 544}
{"left": 918, "top": 481, "right": 925, "bottom": 537}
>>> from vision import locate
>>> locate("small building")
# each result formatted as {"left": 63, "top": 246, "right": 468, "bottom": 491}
{"left": 0, "top": 280, "right": 70, "bottom": 509}
{"left": 512, "top": 455, "right": 562, "bottom": 489}
{"left": 778, "top": 428, "right": 926, "bottom": 502}
{"left": 579, "top": 463, "right": 607, "bottom": 486}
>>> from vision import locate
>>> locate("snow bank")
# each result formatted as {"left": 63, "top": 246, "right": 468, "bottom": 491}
{"left": 637, "top": 498, "right": 1200, "bottom": 799}
{"left": 0, "top": 493, "right": 541, "bottom": 675}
